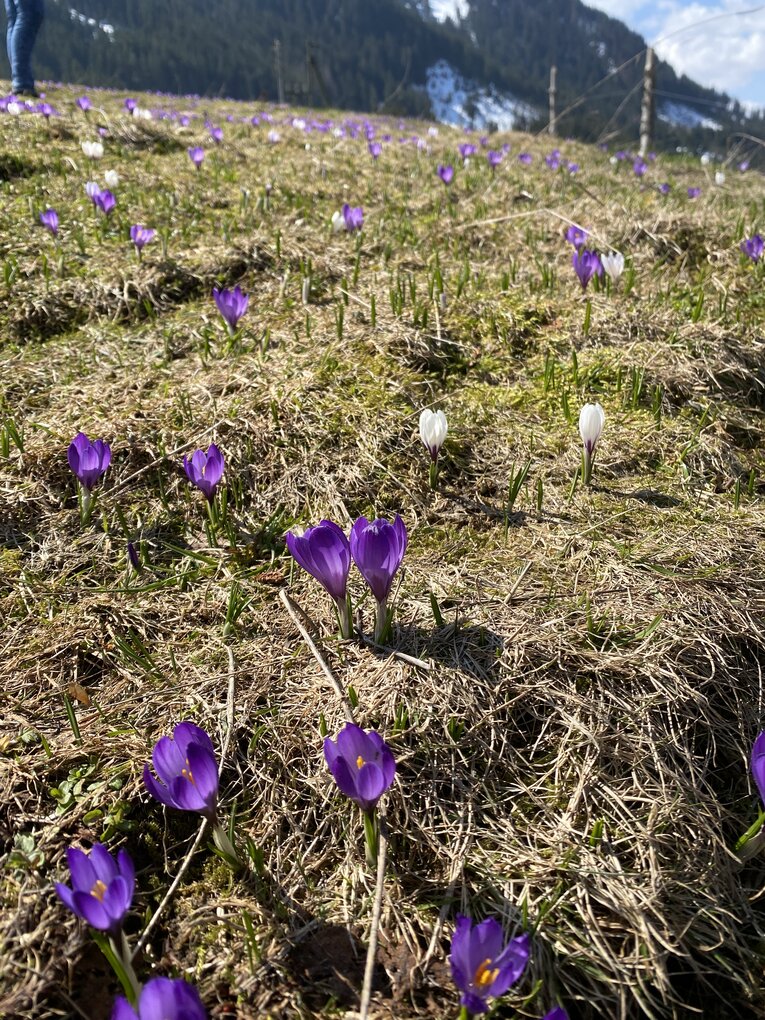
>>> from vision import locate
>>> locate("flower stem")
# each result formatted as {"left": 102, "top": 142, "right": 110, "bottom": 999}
{"left": 735, "top": 809, "right": 765, "bottom": 851}
{"left": 582, "top": 448, "right": 593, "bottom": 486}
{"left": 374, "top": 599, "right": 389, "bottom": 644}
{"left": 79, "top": 485, "right": 93, "bottom": 526}
{"left": 429, "top": 458, "right": 439, "bottom": 491}
{"left": 90, "top": 930, "right": 141, "bottom": 1006}
{"left": 336, "top": 596, "right": 353, "bottom": 639}
{"left": 458, "top": 1007, "right": 471, "bottom": 1020}
{"left": 363, "top": 809, "right": 378, "bottom": 869}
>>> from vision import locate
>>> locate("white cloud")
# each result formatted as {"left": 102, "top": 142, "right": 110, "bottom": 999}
{"left": 648, "top": 2, "right": 765, "bottom": 98}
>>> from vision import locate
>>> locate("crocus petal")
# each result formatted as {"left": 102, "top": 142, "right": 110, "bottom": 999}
{"left": 71, "top": 889, "right": 111, "bottom": 930}
{"left": 111, "top": 997, "right": 139, "bottom": 1020}
{"left": 66, "top": 846, "right": 96, "bottom": 892}
{"left": 752, "top": 731, "right": 765, "bottom": 807}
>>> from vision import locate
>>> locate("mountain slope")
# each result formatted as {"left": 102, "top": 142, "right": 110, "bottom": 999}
{"left": 19, "top": 0, "right": 765, "bottom": 150}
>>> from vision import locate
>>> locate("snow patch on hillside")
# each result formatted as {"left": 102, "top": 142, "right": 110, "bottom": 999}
{"left": 659, "top": 101, "right": 722, "bottom": 132}
{"left": 430, "top": 0, "right": 469, "bottom": 22}
{"left": 425, "top": 60, "right": 537, "bottom": 131}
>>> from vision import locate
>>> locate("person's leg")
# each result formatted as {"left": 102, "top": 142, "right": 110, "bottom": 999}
{"left": 9, "top": 0, "right": 43, "bottom": 94}
{"left": 4, "top": 0, "right": 18, "bottom": 87}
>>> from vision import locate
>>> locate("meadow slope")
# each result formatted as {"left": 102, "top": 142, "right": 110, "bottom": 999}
{"left": 1, "top": 86, "right": 765, "bottom": 1020}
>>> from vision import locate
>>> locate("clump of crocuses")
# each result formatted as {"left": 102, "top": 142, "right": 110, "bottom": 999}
{"left": 68, "top": 431, "right": 111, "bottom": 524}
{"left": 143, "top": 721, "right": 239, "bottom": 867}
{"left": 450, "top": 915, "right": 530, "bottom": 1017}
{"left": 112, "top": 978, "right": 208, "bottom": 1020}
{"left": 331, "top": 203, "right": 363, "bottom": 232}
{"left": 286, "top": 521, "right": 352, "bottom": 637}
{"left": 55, "top": 843, "right": 141, "bottom": 1002}
{"left": 578, "top": 402, "right": 605, "bottom": 485}
{"left": 324, "top": 721, "right": 396, "bottom": 865}
{"left": 351, "top": 515, "right": 407, "bottom": 642}
{"left": 287, "top": 515, "right": 407, "bottom": 642}
{"left": 419, "top": 408, "right": 448, "bottom": 490}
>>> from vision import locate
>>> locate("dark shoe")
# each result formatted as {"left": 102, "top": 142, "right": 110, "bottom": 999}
{"left": 15, "top": 88, "right": 40, "bottom": 99}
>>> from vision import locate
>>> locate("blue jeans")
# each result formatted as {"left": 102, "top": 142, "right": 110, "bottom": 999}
{"left": 4, "top": 0, "right": 44, "bottom": 93}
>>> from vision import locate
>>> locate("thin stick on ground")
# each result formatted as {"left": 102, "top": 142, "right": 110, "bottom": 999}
{"left": 279, "top": 588, "right": 356, "bottom": 722}
{"left": 359, "top": 822, "right": 388, "bottom": 1020}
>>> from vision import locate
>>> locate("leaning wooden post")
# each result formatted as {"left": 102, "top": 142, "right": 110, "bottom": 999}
{"left": 274, "top": 39, "right": 285, "bottom": 105}
{"left": 548, "top": 65, "right": 557, "bottom": 136}
{"left": 639, "top": 47, "right": 656, "bottom": 157}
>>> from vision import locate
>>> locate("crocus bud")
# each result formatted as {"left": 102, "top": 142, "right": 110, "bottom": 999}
{"left": 286, "top": 520, "right": 352, "bottom": 637}
{"left": 40, "top": 208, "right": 59, "bottom": 237}
{"left": 183, "top": 444, "right": 224, "bottom": 501}
{"left": 579, "top": 402, "right": 605, "bottom": 485}
{"left": 752, "top": 732, "right": 765, "bottom": 807}
{"left": 350, "top": 515, "right": 407, "bottom": 641}
{"left": 600, "top": 251, "right": 624, "bottom": 282}
{"left": 419, "top": 408, "right": 448, "bottom": 479}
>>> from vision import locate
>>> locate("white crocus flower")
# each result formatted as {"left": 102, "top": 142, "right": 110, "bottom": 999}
{"left": 715, "top": 170, "right": 725, "bottom": 186}
{"left": 132, "top": 106, "right": 152, "bottom": 120}
{"left": 82, "top": 140, "right": 104, "bottom": 160}
{"left": 579, "top": 402, "right": 605, "bottom": 485}
{"left": 7, "top": 101, "right": 21, "bottom": 116}
{"left": 601, "top": 251, "right": 625, "bottom": 282}
{"left": 331, "top": 210, "right": 346, "bottom": 233}
{"left": 700, "top": 152, "right": 711, "bottom": 166}
{"left": 419, "top": 408, "right": 448, "bottom": 490}
{"left": 104, "top": 169, "right": 120, "bottom": 188}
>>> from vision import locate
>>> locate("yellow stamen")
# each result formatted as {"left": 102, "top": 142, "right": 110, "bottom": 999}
{"left": 474, "top": 958, "right": 500, "bottom": 988}
{"left": 90, "top": 879, "right": 107, "bottom": 902}
{"left": 181, "top": 757, "right": 195, "bottom": 785}
{"left": 356, "top": 755, "right": 365, "bottom": 769}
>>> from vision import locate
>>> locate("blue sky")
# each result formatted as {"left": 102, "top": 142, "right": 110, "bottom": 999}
{"left": 582, "top": 1, "right": 765, "bottom": 107}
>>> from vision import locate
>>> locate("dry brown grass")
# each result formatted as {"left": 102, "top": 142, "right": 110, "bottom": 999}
{"left": 1, "top": 83, "right": 765, "bottom": 1020}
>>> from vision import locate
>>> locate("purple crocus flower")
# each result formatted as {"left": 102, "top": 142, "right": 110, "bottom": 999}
{"left": 143, "top": 721, "right": 219, "bottom": 822}
{"left": 85, "top": 181, "right": 101, "bottom": 204}
{"left": 459, "top": 143, "right": 476, "bottom": 161}
{"left": 740, "top": 235, "right": 763, "bottom": 261}
{"left": 518, "top": 152, "right": 532, "bottom": 165}
{"left": 739, "top": 160, "right": 750, "bottom": 172}
{"left": 687, "top": 187, "right": 701, "bottom": 199}
{"left": 209, "top": 126, "right": 223, "bottom": 144}
{"left": 40, "top": 208, "right": 59, "bottom": 236}
{"left": 438, "top": 164, "right": 454, "bottom": 185}
{"left": 124, "top": 98, "right": 137, "bottom": 112}
{"left": 350, "top": 515, "right": 407, "bottom": 604}
{"left": 342, "top": 203, "right": 364, "bottom": 231}
{"left": 449, "top": 915, "right": 530, "bottom": 1016}
{"left": 213, "top": 285, "right": 249, "bottom": 333}
{"left": 567, "top": 162, "right": 579, "bottom": 174}
{"left": 752, "top": 732, "right": 765, "bottom": 806}
{"left": 286, "top": 520, "right": 352, "bottom": 635}
{"left": 542, "top": 1010, "right": 568, "bottom": 1020}
{"left": 572, "top": 248, "right": 603, "bottom": 291}
{"left": 112, "top": 978, "right": 207, "bottom": 1020}
{"left": 188, "top": 146, "right": 205, "bottom": 169}
{"left": 545, "top": 153, "right": 560, "bottom": 170}
{"left": 130, "top": 224, "right": 156, "bottom": 254}
{"left": 55, "top": 843, "right": 134, "bottom": 936}
{"left": 565, "top": 225, "right": 588, "bottom": 249}
{"left": 323, "top": 722, "right": 396, "bottom": 813}
{"left": 659, "top": 182, "right": 671, "bottom": 195}
{"left": 76, "top": 96, "right": 92, "bottom": 112}
{"left": 183, "top": 444, "right": 224, "bottom": 501}
{"left": 38, "top": 102, "right": 53, "bottom": 119}
{"left": 67, "top": 432, "right": 111, "bottom": 490}
{"left": 487, "top": 150, "right": 503, "bottom": 170}
{"left": 95, "top": 189, "right": 116, "bottom": 215}
{"left": 368, "top": 141, "right": 382, "bottom": 160}
{"left": 633, "top": 158, "right": 647, "bottom": 178}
